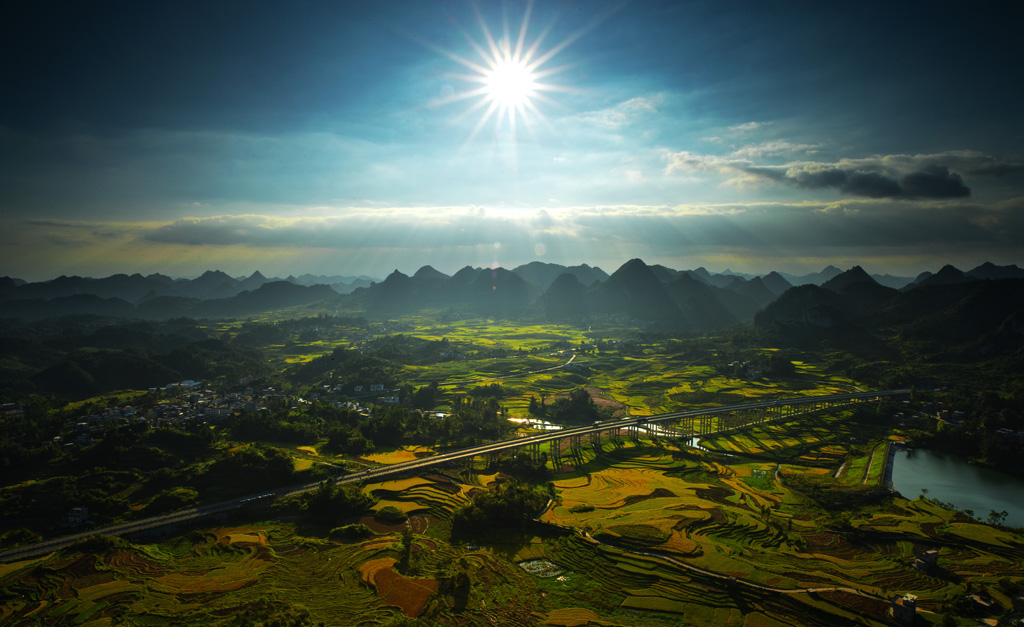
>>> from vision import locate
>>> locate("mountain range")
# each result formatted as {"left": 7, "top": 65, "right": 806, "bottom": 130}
{"left": 2, "top": 262, "right": 1022, "bottom": 334}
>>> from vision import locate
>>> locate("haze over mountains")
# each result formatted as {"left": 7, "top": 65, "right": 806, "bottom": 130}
{"left": 2, "top": 261, "right": 1022, "bottom": 323}
{"left": 2, "top": 260, "right": 1023, "bottom": 333}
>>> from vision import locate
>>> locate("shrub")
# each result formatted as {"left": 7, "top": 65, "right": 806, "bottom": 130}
{"left": 375, "top": 505, "right": 408, "bottom": 523}
{"left": 569, "top": 503, "right": 595, "bottom": 513}
{"left": 330, "top": 523, "right": 374, "bottom": 541}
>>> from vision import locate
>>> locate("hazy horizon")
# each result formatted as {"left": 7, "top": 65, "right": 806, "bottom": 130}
{"left": 6, "top": 256, "right": 1010, "bottom": 286}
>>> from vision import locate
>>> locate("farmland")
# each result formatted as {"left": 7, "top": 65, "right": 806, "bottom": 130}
{"left": 4, "top": 421, "right": 1021, "bottom": 626}
{"left": 2, "top": 319, "right": 1022, "bottom": 625}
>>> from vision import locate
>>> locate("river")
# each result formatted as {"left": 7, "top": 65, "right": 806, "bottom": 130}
{"left": 890, "top": 448, "right": 1024, "bottom": 528}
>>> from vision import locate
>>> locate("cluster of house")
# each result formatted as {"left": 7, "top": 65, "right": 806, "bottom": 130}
{"left": 937, "top": 409, "right": 1024, "bottom": 440}
{"left": 40, "top": 376, "right": 404, "bottom": 451}
{"left": 40, "top": 381, "right": 251, "bottom": 450}
{"left": 49, "top": 407, "right": 140, "bottom": 449}
{"left": 726, "top": 360, "right": 763, "bottom": 379}
{"left": 307, "top": 382, "right": 398, "bottom": 406}
{"left": 889, "top": 550, "right": 1024, "bottom": 623}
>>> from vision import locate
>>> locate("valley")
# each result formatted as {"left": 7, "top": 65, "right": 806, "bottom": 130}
{"left": 1, "top": 260, "right": 1023, "bottom": 626}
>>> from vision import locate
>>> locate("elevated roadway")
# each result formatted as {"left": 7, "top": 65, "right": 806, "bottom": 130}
{"left": 0, "top": 389, "right": 908, "bottom": 563}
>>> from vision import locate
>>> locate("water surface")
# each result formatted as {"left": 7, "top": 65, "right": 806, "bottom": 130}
{"left": 890, "top": 448, "right": 1024, "bottom": 527}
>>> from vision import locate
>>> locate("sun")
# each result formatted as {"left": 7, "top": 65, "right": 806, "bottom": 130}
{"left": 484, "top": 57, "right": 536, "bottom": 108}
{"left": 430, "top": 1, "right": 581, "bottom": 147}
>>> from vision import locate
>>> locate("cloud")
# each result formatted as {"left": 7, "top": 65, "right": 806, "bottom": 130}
{"left": 6, "top": 196, "right": 1024, "bottom": 281}
{"left": 577, "top": 95, "right": 661, "bottom": 129}
{"left": 664, "top": 150, "right": 1004, "bottom": 199}
{"left": 899, "top": 165, "right": 971, "bottom": 198}
{"left": 731, "top": 141, "right": 819, "bottom": 159}
{"left": 728, "top": 121, "right": 764, "bottom": 132}
{"left": 141, "top": 210, "right": 545, "bottom": 250}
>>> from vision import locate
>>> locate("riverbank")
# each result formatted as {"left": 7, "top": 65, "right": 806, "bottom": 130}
{"left": 890, "top": 448, "right": 1024, "bottom": 528}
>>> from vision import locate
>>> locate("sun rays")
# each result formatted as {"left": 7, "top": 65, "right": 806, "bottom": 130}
{"left": 430, "top": 1, "right": 582, "bottom": 154}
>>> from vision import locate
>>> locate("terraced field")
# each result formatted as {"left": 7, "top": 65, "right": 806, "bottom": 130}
{"left": 3, "top": 436, "right": 1022, "bottom": 626}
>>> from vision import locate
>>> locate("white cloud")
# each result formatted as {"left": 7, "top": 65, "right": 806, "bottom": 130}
{"left": 728, "top": 121, "right": 765, "bottom": 132}
{"left": 731, "top": 141, "right": 819, "bottom": 159}
{"left": 576, "top": 94, "right": 662, "bottom": 129}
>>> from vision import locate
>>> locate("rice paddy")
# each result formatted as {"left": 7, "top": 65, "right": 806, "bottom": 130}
{"left": 3, "top": 429, "right": 1021, "bottom": 626}
{"left": 3, "top": 319, "right": 1020, "bottom": 625}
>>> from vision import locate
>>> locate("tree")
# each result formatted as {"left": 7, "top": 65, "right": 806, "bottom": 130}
{"left": 987, "top": 509, "right": 1008, "bottom": 526}
{"left": 398, "top": 528, "right": 415, "bottom": 573}
{"left": 303, "top": 480, "right": 376, "bottom": 522}
{"left": 451, "top": 480, "right": 549, "bottom": 533}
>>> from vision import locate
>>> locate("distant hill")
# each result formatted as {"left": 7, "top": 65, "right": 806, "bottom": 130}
{"left": 870, "top": 273, "right": 915, "bottom": 289}
{"left": 589, "top": 258, "right": 678, "bottom": 319}
{"left": 4, "top": 261, "right": 1021, "bottom": 333}
{"left": 778, "top": 265, "right": 843, "bottom": 286}
{"left": 511, "top": 262, "right": 609, "bottom": 290}
{"left": 0, "top": 281, "right": 339, "bottom": 321}
{"left": 0, "top": 268, "right": 363, "bottom": 305}
{"left": 664, "top": 274, "right": 741, "bottom": 328}
{"left": 966, "top": 262, "right": 1024, "bottom": 280}
{"left": 541, "top": 273, "right": 588, "bottom": 318}
{"left": 760, "top": 271, "right": 793, "bottom": 296}
{"left": 910, "top": 264, "right": 971, "bottom": 289}
{"left": 821, "top": 266, "right": 877, "bottom": 292}
{"left": 877, "top": 278, "right": 1024, "bottom": 346}
{"left": 354, "top": 265, "right": 540, "bottom": 316}
{"left": 753, "top": 284, "right": 878, "bottom": 349}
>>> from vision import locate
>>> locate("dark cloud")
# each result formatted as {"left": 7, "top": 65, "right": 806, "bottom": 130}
{"left": 788, "top": 167, "right": 848, "bottom": 189}
{"left": 899, "top": 165, "right": 970, "bottom": 198}
{"left": 841, "top": 171, "right": 903, "bottom": 198}
{"left": 784, "top": 164, "right": 970, "bottom": 199}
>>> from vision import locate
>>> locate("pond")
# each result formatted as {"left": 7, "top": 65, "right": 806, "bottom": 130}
{"left": 890, "top": 448, "right": 1024, "bottom": 528}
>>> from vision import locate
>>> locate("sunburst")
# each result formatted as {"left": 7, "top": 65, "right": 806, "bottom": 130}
{"left": 431, "top": 1, "right": 581, "bottom": 148}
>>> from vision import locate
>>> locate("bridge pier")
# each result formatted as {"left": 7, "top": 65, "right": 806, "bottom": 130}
{"left": 570, "top": 434, "right": 582, "bottom": 456}
{"left": 528, "top": 442, "right": 541, "bottom": 462}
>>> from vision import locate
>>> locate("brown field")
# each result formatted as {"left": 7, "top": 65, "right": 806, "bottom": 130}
{"left": 358, "top": 557, "right": 439, "bottom": 617}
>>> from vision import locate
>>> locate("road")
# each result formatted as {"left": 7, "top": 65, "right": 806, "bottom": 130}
{"left": 0, "top": 388, "right": 908, "bottom": 564}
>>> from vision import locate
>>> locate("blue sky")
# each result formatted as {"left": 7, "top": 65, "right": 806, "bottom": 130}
{"left": 2, "top": 0, "right": 1022, "bottom": 281}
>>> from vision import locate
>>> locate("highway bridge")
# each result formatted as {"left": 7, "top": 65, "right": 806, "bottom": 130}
{"left": 0, "top": 389, "right": 908, "bottom": 563}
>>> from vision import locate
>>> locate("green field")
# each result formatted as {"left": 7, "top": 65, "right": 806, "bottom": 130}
{"left": 4, "top": 319, "right": 1021, "bottom": 626}
{"left": 6, "top": 423, "right": 1021, "bottom": 626}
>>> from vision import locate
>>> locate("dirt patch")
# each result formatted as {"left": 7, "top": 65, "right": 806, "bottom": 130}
{"left": 359, "top": 515, "right": 407, "bottom": 535}
{"left": 429, "top": 481, "right": 463, "bottom": 495}
{"left": 583, "top": 387, "right": 628, "bottom": 418}
{"left": 358, "top": 557, "right": 438, "bottom": 618}
{"left": 694, "top": 486, "right": 734, "bottom": 507}
{"left": 818, "top": 590, "right": 889, "bottom": 619}
{"left": 620, "top": 487, "right": 678, "bottom": 507}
